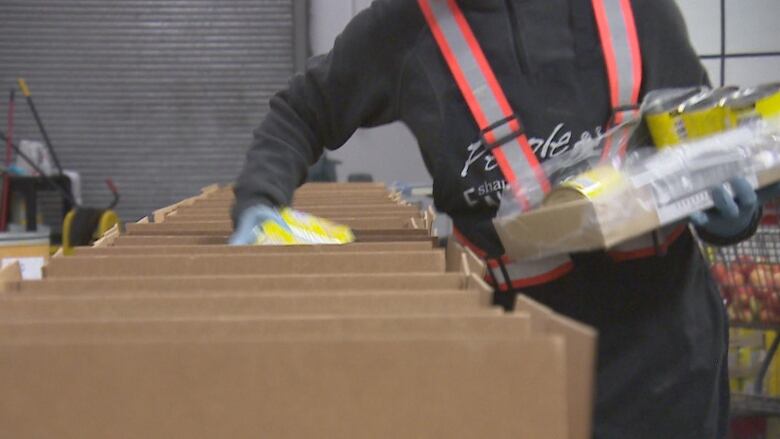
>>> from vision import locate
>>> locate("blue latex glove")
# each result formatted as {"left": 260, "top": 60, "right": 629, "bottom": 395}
{"left": 690, "top": 177, "right": 758, "bottom": 239}
{"left": 228, "top": 204, "right": 287, "bottom": 245}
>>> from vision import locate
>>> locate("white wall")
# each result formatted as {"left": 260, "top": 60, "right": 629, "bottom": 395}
{"left": 675, "top": 0, "right": 780, "bottom": 86}
{"left": 310, "top": 0, "right": 780, "bottom": 184}
{"left": 310, "top": 0, "right": 432, "bottom": 186}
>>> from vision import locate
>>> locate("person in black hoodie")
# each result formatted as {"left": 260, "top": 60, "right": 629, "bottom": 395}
{"left": 228, "top": 0, "right": 775, "bottom": 437}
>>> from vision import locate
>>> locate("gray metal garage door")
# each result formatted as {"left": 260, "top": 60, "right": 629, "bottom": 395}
{"left": 0, "top": 0, "right": 295, "bottom": 224}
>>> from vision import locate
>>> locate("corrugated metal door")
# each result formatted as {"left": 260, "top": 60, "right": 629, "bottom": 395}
{"left": 0, "top": 0, "right": 294, "bottom": 223}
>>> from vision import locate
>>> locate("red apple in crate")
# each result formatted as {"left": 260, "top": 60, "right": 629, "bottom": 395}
{"left": 733, "top": 286, "right": 755, "bottom": 306}
{"left": 722, "top": 270, "right": 746, "bottom": 288}
{"left": 750, "top": 264, "right": 773, "bottom": 289}
{"left": 760, "top": 309, "right": 772, "bottom": 323}
{"left": 711, "top": 263, "right": 729, "bottom": 284}
{"left": 733, "top": 255, "right": 756, "bottom": 276}
{"left": 741, "top": 309, "right": 755, "bottom": 323}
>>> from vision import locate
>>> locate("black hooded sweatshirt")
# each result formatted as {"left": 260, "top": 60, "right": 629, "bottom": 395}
{"left": 233, "top": 1, "right": 732, "bottom": 437}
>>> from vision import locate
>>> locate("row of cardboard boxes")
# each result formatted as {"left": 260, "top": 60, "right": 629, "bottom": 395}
{"left": 0, "top": 183, "right": 597, "bottom": 439}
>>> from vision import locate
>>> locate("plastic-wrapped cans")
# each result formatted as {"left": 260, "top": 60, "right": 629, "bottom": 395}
{"left": 726, "top": 83, "right": 780, "bottom": 127}
{"left": 645, "top": 88, "right": 706, "bottom": 148}
{"left": 645, "top": 87, "right": 738, "bottom": 148}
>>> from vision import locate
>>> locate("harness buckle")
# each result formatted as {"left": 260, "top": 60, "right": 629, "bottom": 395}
{"left": 608, "top": 103, "right": 641, "bottom": 126}
{"left": 480, "top": 114, "right": 524, "bottom": 152}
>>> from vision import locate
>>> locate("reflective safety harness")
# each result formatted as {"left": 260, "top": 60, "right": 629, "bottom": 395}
{"left": 419, "top": 0, "right": 685, "bottom": 291}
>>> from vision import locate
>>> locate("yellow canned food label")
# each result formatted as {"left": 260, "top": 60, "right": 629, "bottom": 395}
{"left": 728, "top": 86, "right": 780, "bottom": 127}
{"left": 646, "top": 111, "right": 684, "bottom": 148}
{"left": 680, "top": 105, "right": 730, "bottom": 139}
{"left": 559, "top": 166, "right": 628, "bottom": 200}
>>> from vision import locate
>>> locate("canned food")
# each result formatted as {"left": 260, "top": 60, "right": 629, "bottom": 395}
{"left": 726, "top": 83, "right": 780, "bottom": 127}
{"left": 679, "top": 86, "right": 738, "bottom": 140}
{"left": 645, "top": 88, "right": 705, "bottom": 148}
{"left": 544, "top": 165, "right": 630, "bottom": 205}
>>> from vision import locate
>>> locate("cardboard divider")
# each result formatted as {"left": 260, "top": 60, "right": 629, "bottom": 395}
{"left": 75, "top": 241, "right": 435, "bottom": 256}
{"left": 206, "top": 186, "right": 391, "bottom": 200}
{"left": 43, "top": 251, "right": 447, "bottom": 278}
{"left": 0, "top": 313, "right": 524, "bottom": 343}
{"left": 136, "top": 218, "right": 418, "bottom": 231}
{"left": 0, "top": 337, "right": 567, "bottom": 439}
{"left": 15, "top": 272, "right": 468, "bottom": 295}
{"left": 169, "top": 204, "right": 422, "bottom": 217}
{"left": 123, "top": 223, "right": 429, "bottom": 237}
{"left": 162, "top": 214, "right": 421, "bottom": 225}
{"left": 0, "top": 290, "right": 492, "bottom": 322}
{"left": 187, "top": 198, "right": 402, "bottom": 209}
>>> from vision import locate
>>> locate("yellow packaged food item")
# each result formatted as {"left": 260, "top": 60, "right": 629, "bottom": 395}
{"left": 254, "top": 208, "right": 355, "bottom": 246}
{"left": 726, "top": 82, "right": 780, "bottom": 127}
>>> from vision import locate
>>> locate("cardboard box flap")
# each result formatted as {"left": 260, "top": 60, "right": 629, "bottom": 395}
{"left": 43, "top": 251, "right": 447, "bottom": 278}
{"left": 495, "top": 197, "right": 659, "bottom": 261}
{"left": 76, "top": 242, "right": 435, "bottom": 257}
{"left": 0, "top": 313, "right": 522, "bottom": 343}
{"left": 516, "top": 296, "right": 597, "bottom": 439}
{"left": 0, "top": 290, "right": 493, "bottom": 322}
{"left": 17, "top": 273, "right": 468, "bottom": 295}
{"left": 0, "top": 337, "right": 568, "bottom": 439}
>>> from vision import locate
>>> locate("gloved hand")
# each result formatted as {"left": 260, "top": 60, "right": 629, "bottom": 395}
{"left": 228, "top": 204, "right": 287, "bottom": 245}
{"left": 690, "top": 177, "right": 759, "bottom": 240}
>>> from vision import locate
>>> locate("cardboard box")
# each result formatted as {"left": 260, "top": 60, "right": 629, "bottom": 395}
{"left": 169, "top": 204, "right": 422, "bottom": 218}
{"left": 516, "top": 296, "right": 597, "bottom": 439}
{"left": 0, "top": 336, "right": 569, "bottom": 439}
{"left": 0, "top": 182, "right": 599, "bottom": 438}
{"left": 0, "top": 313, "right": 524, "bottom": 343}
{"left": 124, "top": 223, "right": 430, "bottom": 238}
{"left": 137, "top": 218, "right": 419, "bottom": 231}
{"left": 0, "top": 290, "right": 493, "bottom": 322}
{"left": 14, "top": 272, "right": 470, "bottom": 295}
{"left": 187, "top": 197, "right": 401, "bottom": 209}
{"left": 494, "top": 193, "right": 659, "bottom": 261}
{"left": 43, "top": 251, "right": 446, "bottom": 278}
{"left": 163, "top": 213, "right": 420, "bottom": 225}
{"left": 74, "top": 241, "right": 435, "bottom": 256}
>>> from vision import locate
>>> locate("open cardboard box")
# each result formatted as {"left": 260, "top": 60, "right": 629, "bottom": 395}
{"left": 0, "top": 336, "right": 569, "bottom": 439}
{"left": 0, "top": 183, "right": 597, "bottom": 439}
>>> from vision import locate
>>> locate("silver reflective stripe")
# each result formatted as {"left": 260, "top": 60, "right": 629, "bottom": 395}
{"left": 426, "top": 0, "right": 546, "bottom": 208}
{"left": 490, "top": 254, "right": 573, "bottom": 288}
{"left": 599, "top": 0, "right": 640, "bottom": 107}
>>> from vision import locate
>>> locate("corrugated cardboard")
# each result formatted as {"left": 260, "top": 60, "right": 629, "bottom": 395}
{"left": 137, "top": 218, "right": 418, "bottom": 231}
{"left": 0, "top": 290, "right": 492, "bottom": 322}
{"left": 187, "top": 197, "right": 400, "bottom": 209}
{"left": 43, "top": 251, "right": 446, "bottom": 278}
{"left": 0, "top": 313, "right": 523, "bottom": 343}
{"left": 0, "top": 182, "right": 597, "bottom": 438}
{"left": 516, "top": 296, "right": 597, "bottom": 439}
{"left": 163, "top": 214, "right": 420, "bottom": 225}
{"left": 75, "top": 241, "right": 435, "bottom": 256}
{"left": 169, "top": 204, "right": 422, "bottom": 217}
{"left": 494, "top": 196, "right": 659, "bottom": 261}
{"left": 124, "top": 223, "right": 430, "bottom": 238}
{"left": 0, "top": 337, "right": 568, "bottom": 439}
{"left": 14, "top": 273, "right": 468, "bottom": 295}
{"left": 497, "top": 166, "right": 780, "bottom": 261}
